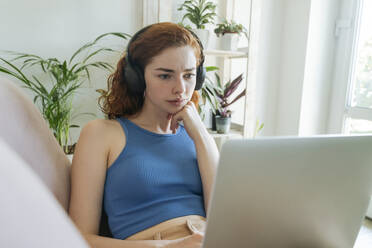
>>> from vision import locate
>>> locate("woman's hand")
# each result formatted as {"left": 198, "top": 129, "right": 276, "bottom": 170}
{"left": 162, "top": 231, "right": 204, "bottom": 248}
{"left": 168, "top": 101, "right": 219, "bottom": 214}
{"left": 167, "top": 101, "right": 206, "bottom": 142}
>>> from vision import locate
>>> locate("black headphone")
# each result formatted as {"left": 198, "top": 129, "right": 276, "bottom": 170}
{"left": 123, "top": 23, "right": 206, "bottom": 94}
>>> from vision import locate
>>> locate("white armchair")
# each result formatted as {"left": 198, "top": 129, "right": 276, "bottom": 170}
{"left": 0, "top": 77, "right": 110, "bottom": 247}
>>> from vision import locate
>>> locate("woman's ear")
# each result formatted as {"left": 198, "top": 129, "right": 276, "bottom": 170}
{"left": 190, "top": 91, "right": 199, "bottom": 110}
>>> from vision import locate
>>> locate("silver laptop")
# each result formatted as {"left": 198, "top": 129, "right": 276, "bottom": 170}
{"left": 202, "top": 135, "right": 372, "bottom": 248}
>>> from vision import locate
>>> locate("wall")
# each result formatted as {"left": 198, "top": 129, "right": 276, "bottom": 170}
{"left": 255, "top": 0, "right": 340, "bottom": 137}
{"left": 274, "top": 0, "right": 312, "bottom": 136}
{"left": 254, "top": 0, "right": 284, "bottom": 136}
{"left": 0, "top": 0, "right": 142, "bottom": 144}
{"left": 299, "top": 0, "right": 339, "bottom": 136}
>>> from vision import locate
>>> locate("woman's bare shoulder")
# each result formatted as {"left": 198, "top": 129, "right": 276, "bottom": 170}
{"left": 82, "top": 118, "right": 122, "bottom": 133}
{"left": 72, "top": 119, "right": 124, "bottom": 170}
{"left": 81, "top": 118, "right": 124, "bottom": 142}
{"left": 81, "top": 118, "right": 126, "bottom": 168}
{"left": 83, "top": 118, "right": 115, "bottom": 128}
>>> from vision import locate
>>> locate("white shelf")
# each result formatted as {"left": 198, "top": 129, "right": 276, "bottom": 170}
{"left": 207, "top": 127, "right": 243, "bottom": 139}
{"left": 207, "top": 126, "right": 243, "bottom": 151}
{"left": 204, "top": 49, "right": 248, "bottom": 59}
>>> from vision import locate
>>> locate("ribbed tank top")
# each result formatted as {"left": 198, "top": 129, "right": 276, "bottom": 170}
{"left": 103, "top": 117, "right": 206, "bottom": 240}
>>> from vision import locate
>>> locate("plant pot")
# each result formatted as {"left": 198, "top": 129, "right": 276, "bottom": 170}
{"left": 66, "top": 154, "right": 74, "bottom": 163}
{"left": 63, "top": 143, "right": 76, "bottom": 155}
{"left": 211, "top": 112, "right": 217, "bottom": 131}
{"left": 215, "top": 115, "right": 231, "bottom": 134}
{"left": 220, "top": 33, "right": 240, "bottom": 51}
{"left": 192, "top": 29, "right": 210, "bottom": 49}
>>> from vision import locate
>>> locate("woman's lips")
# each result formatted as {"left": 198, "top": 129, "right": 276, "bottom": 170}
{"left": 167, "top": 99, "right": 186, "bottom": 107}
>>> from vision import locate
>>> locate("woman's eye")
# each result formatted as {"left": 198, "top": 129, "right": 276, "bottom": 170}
{"left": 159, "top": 74, "right": 170, "bottom": 80}
{"left": 184, "top": 73, "right": 196, "bottom": 79}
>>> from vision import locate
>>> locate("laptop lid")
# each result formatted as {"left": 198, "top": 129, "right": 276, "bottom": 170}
{"left": 202, "top": 135, "right": 372, "bottom": 248}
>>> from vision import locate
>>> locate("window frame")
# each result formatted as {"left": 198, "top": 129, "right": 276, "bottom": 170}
{"left": 328, "top": 0, "right": 371, "bottom": 134}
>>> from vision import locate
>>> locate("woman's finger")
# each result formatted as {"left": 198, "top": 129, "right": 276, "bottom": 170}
{"left": 170, "top": 113, "right": 181, "bottom": 133}
{"left": 186, "top": 219, "right": 204, "bottom": 236}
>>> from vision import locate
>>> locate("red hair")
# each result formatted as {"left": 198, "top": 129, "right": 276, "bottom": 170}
{"left": 98, "top": 22, "right": 202, "bottom": 119}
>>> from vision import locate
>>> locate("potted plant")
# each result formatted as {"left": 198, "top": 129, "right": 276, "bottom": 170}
{"left": 0, "top": 32, "right": 129, "bottom": 156}
{"left": 200, "top": 69, "right": 264, "bottom": 136}
{"left": 254, "top": 119, "right": 265, "bottom": 138}
{"left": 197, "top": 66, "right": 220, "bottom": 131}
{"left": 214, "top": 19, "right": 248, "bottom": 51}
{"left": 198, "top": 66, "right": 218, "bottom": 114}
{"left": 177, "top": 0, "right": 217, "bottom": 48}
{"left": 212, "top": 73, "right": 246, "bottom": 133}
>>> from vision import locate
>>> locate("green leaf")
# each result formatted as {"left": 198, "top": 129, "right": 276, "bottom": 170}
{"left": 84, "top": 67, "right": 91, "bottom": 82}
{"left": 183, "top": 13, "right": 199, "bottom": 27}
{"left": 82, "top": 48, "right": 115, "bottom": 64}
{"left": 70, "top": 62, "right": 81, "bottom": 72}
{"left": 93, "top": 32, "right": 130, "bottom": 43}
{"left": 60, "top": 82, "right": 82, "bottom": 100}
{"left": 69, "top": 32, "right": 130, "bottom": 65}
{"left": 76, "top": 61, "right": 114, "bottom": 74}
{"left": 33, "top": 95, "right": 39, "bottom": 103}
{"left": 0, "top": 58, "right": 30, "bottom": 83}
{"left": 0, "top": 66, "right": 26, "bottom": 83}
{"left": 205, "top": 66, "right": 219, "bottom": 72}
{"left": 11, "top": 53, "right": 39, "bottom": 62}
{"left": 69, "top": 42, "right": 95, "bottom": 65}
{"left": 214, "top": 73, "right": 222, "bottom": 88}
{"left": 31, "top": 76, "right": 49, "bottom": 97}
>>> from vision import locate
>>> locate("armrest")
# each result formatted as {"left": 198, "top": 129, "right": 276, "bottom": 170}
{"left": 0, "top": 138, "right": 89, "bottom": 247}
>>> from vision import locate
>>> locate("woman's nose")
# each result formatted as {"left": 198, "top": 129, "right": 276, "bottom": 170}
{"left": 173, "top": 76, "right": 186, "bottom": 94}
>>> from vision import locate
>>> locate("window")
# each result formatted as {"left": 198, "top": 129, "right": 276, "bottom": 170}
{"left": 330, "top": 0, "right": 372, "bottom": 134}
{"left": 230, "top": 0, "right": 251, "bottom": 126}
{"left": 345, "top": 0, "right": 372, "bottom": 134}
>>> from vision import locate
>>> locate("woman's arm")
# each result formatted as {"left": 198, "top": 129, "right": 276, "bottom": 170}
{"left": 69, "top": 120, "right": 168, "bottom": 248}
{"left": 170, "top": 102, "right": 219, "bottom": 215}
{"left": 191, "top": 125, "right": 219, "bottom": 215}
{"left": 69, "top": 120, "right": 109, "bottom": 240}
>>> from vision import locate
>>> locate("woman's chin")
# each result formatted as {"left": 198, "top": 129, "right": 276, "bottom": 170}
{"left": 167, "top": 110, "right": 181, "bottom": 115}
{"left": 166, "top": 104, "right": 185, "bottom": 113}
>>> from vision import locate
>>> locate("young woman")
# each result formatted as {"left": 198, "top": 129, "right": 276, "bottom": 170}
{"left": 69, "top": 22, "right": 219, "bottom": 248}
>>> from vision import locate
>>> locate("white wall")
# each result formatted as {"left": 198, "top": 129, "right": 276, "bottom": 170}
{"left": 0, "top": 0, "right": 142, "bottom": 144}
{"left": 254, "top": 0, "right": 284, "bottom": 136}
{"left": 299, "top": 0, "right": 339, "bottom": 136}
{"left": 255, "top": 0, "right": 340, "bottom": 137}
{"left": 274, "top": 0, "right": 311, "bottom": 136}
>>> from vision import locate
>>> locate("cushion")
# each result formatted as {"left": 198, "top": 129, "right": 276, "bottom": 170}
{"left": 0, "top": 137, "right": 89, "bottom": 247}
{"left": 0, "top": 77, "right": 70, "bottom": 210}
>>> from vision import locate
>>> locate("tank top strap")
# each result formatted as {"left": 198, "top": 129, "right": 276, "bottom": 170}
{"left": 116, "top": 116, "right": 130, "bottom": 141}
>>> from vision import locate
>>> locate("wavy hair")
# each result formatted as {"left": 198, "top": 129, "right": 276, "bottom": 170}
{"left": 98, "top": 22, "right": 202, "bottom": 120}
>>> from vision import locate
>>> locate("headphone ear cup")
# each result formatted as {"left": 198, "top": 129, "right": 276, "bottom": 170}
{"left": 195, "top": 65, "right": 206, "bottom": 90}
{"left": 124, "top": 56, "right": 146, "bottom": 94}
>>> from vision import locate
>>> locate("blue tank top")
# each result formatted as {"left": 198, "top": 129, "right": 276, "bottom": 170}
{"left": 103, "top": 117, "right": 206, "bottom": 240}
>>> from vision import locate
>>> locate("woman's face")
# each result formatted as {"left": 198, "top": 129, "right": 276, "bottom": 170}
{"left": 143, "top": 45, "right": 197, "bottom": 115}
